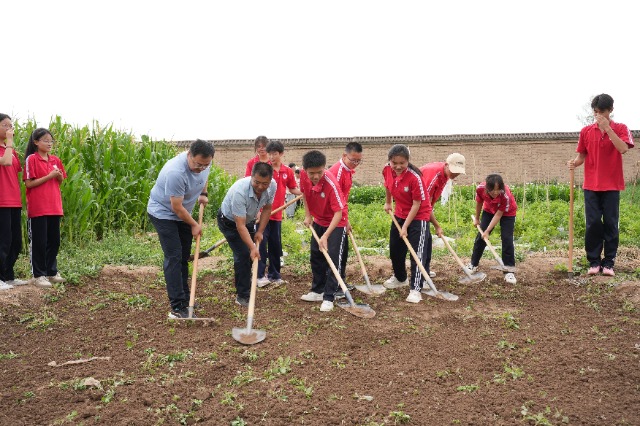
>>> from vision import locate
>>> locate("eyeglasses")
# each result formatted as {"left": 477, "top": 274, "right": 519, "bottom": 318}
{"left": 1, "top": 123, "right": 13, "bottom": 129}
{"left": 346, "top": 156, "right": 362, "bottom": 165}
{"left": 40, "top": 139, "right": 56, "bottom": 144}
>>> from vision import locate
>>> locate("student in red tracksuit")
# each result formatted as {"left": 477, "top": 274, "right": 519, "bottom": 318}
{"left": 299, "top": 150, "right": 348, "bottom": 313}
{"left": 256, "top": 140, "right": 302, "bottom": 287}
{"left": 467, "top": 174, "right": 518, "bottom": 284}
{"left": 568, "top": 93, "right": 634, "bottom": 277}
{"left": 383, "top": 144, "right": 433, "bottom": 304}
{"left": 420, "top": 153, "right": 466, "bottom": 278}
{"left": 0, "top": 113, "right": 29, "bottom": 290}
{"left": 328, "top": 142, "right": 363, "bottom": 296}
{"left": 23, "top": 128, "right": 67, "bottom": 288}
{"left": 244, "top": 135, "right": 270, "bottom": 177}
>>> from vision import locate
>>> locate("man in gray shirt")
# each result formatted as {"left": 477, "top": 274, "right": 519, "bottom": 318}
{"left": 148, "top": 139, "right": 214, "bottom": 318}
{"left": 217, "top": 162, "right": 276, "bottom": 306}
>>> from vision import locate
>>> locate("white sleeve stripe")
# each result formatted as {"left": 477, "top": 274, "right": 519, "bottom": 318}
{"left": 426, "top": 172, "right": 440, "bottom": 195}
{"left": 408, "top": 169, "right": 426, "bottom": 200}
{"left": 325, "top": 177, "right": 345, "bottom": 209}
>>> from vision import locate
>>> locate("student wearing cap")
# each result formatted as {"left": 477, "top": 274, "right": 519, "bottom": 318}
{"left": 419, "top": 153, "right": 466, "bottom": 278}
{"left": 567, "top": 94, "right": 634, "bottom": 277}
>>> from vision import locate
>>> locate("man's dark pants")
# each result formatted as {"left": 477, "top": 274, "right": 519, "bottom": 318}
{"left": 217, "top": 210, "right": 256, "bottom": 300}
{"left": 148, "top": 214, "right": 192, "bottom": 311}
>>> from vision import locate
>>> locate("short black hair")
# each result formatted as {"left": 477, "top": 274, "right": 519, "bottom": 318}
{"left": 252, "top": 161, "right": 273, "bottom": 178}
{"left": 0, "top": 113, "right": 11, "bottom": 122}
{"left": 302, "top": 150, "right": 326, "bottom": 169}
{"left": 345, "top": 142, "right": 363, "bottom": 154}
{"left": 266, "top": 140, "right": 284, "bottom": 153}
{"left": 288, "top": 162, "right": 296, "bottom": 168}
{"left": 591, "top": 94, "right": 614, "bottom": 111}
{"left": 485, "top": 174, "right": 505, "bottom": 192}
{"left": 189, "top": 139, "right": 215, "bottom": 158}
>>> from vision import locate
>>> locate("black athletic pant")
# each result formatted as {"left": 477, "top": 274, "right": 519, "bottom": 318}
{"left": 28, "top": 215, "right": 61, "bottom": 278}
{"left": 309, "top": 222, "right": 346, "bottom": 302}
{"left": 0, "top": 207, "right": 22, "bottom": 282}
{"left": 584, "top": 190, "right": 620, "bottom": 268}
{"left": 471, "top": 211, "right": 516, "bottom": 268}
{"left": 339, "top": 234, "right": 349, "bottom": 281}
{"left": 148, "top": 214, "right": 193, "bottom": 311}
{"left": 389, "top": 216, "right": 430, "bottom": 292}
{"left": 217, "top": 210, "right": 256, "bottom": 300}
{"left": 258, "top": 219, "right": 283, "bottom": 280}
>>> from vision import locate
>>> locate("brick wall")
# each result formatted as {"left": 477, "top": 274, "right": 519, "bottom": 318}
{"left": 176, "top": 133, "right": 640, "bottom": 186}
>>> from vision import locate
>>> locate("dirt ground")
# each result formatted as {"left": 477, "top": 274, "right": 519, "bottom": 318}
{"left": 1, "top": 249, "right": 639, "bottom": 426}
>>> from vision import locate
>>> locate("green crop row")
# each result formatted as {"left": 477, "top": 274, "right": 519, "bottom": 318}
{"left": 12, "top": 117, "right": 235, "bottom": 246}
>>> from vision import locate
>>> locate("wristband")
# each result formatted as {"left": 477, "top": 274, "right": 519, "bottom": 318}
{"left": 5, "top": 145, "right": 14, "bottom": 150}
{"left": 200, "top": 192, "right": 208, "bottom": 196}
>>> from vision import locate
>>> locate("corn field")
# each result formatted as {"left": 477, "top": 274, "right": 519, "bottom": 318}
{"left": 12, "top": 117, "right": 234, "bottom": 247}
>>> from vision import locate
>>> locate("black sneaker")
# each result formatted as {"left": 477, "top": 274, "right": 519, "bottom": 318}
{"left": 235, "top": 296, "right": 249, "bottom": 307}
{"left": 168, "top": 308, "right": 197, "bottom": 319}
{"left": 334, "top": 291, "right": 346, "bottom": 299}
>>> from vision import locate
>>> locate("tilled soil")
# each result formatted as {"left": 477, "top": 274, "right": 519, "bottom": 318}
{"left": 1, "top": 250, "right": 639, "bottom": 426}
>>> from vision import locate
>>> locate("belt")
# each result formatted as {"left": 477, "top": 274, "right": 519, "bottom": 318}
{"left": 218, "top": 210, "right": 255, "bottom": 229}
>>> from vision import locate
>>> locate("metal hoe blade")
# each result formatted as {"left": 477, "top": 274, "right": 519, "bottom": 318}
{"left": 335, "top": 300, "right": 376, "bottom": 318}
{"left": 353, "top": 283, "right": 386, "bottom": 295}
{"left": 458, "top": 271, "right": 487, "bottom": 284}
{"left": 232, "top": 326, "right": 266, "bottom": 345}
{"left": 490, "top": 265, "right": 517, "bottom": 273}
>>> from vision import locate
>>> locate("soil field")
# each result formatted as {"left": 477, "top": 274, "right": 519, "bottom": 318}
{"left": 1, "top": 250, "right": 639, "bottom": 426}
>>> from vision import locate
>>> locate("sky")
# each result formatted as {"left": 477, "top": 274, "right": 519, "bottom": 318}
{"left": 5, "top": 0, "right": 639, "bottom": 141}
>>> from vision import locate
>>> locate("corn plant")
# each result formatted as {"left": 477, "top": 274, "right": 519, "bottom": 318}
{"left": 13, "top": 116, "right": 235, "bottom": 247}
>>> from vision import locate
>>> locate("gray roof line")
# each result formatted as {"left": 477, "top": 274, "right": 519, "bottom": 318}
{"left": 170, "top": 130, "right": 640, "bottom": 147}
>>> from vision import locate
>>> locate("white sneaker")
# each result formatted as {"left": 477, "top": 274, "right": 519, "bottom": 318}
{"left": 300, "top": 292, "right": 324, "bottom": 302}
{"left": 465, "top": 263, "right": 478, "bottom": 273}
{"left": 504, "top": 273, "right": 517, "bottom": 284}
{"left": 271, "top": 279, "right": 285, "bottom": 286}
{"left": 406, "top": 290, "right": 422, "bottom": 303}
{"left": 6, "top": 278, "right": 29, "bottom": 286}
{"left": 384, "top": 276, "right": 409, "bottom": 289}
{"left": 429, "top": 270, "right": 436, "bottom": 278}
{"left": 257, "top": 277, "right": 271, "bottom": 288}
{"left": 0, "top": 281, "right": 14, "bottom": 291}
{"left": 320, "top": 300, "right": 334, "bottom": 312}
{"left": 48, "top": 273, "right": 66, "bottom": 284}
{"left": 32, "top": 276, "right": 52, "bottom": 288}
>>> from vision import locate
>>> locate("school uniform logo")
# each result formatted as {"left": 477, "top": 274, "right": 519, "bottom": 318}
{"left": 404, "top": 186, "right": 409, "bottom": 192}
{"left": 320, "top": 192, "right": 326, "bottom": 198}
{"left": 283, "top": 173, "right": 287, "bottom": 179}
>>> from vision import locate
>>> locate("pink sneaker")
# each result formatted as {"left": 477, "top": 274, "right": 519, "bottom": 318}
{"left": 602, "top": 267, "right": 615, "bottom": 277}
{"left": 587, "top": 266, "right": 601, "bottom": 275}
